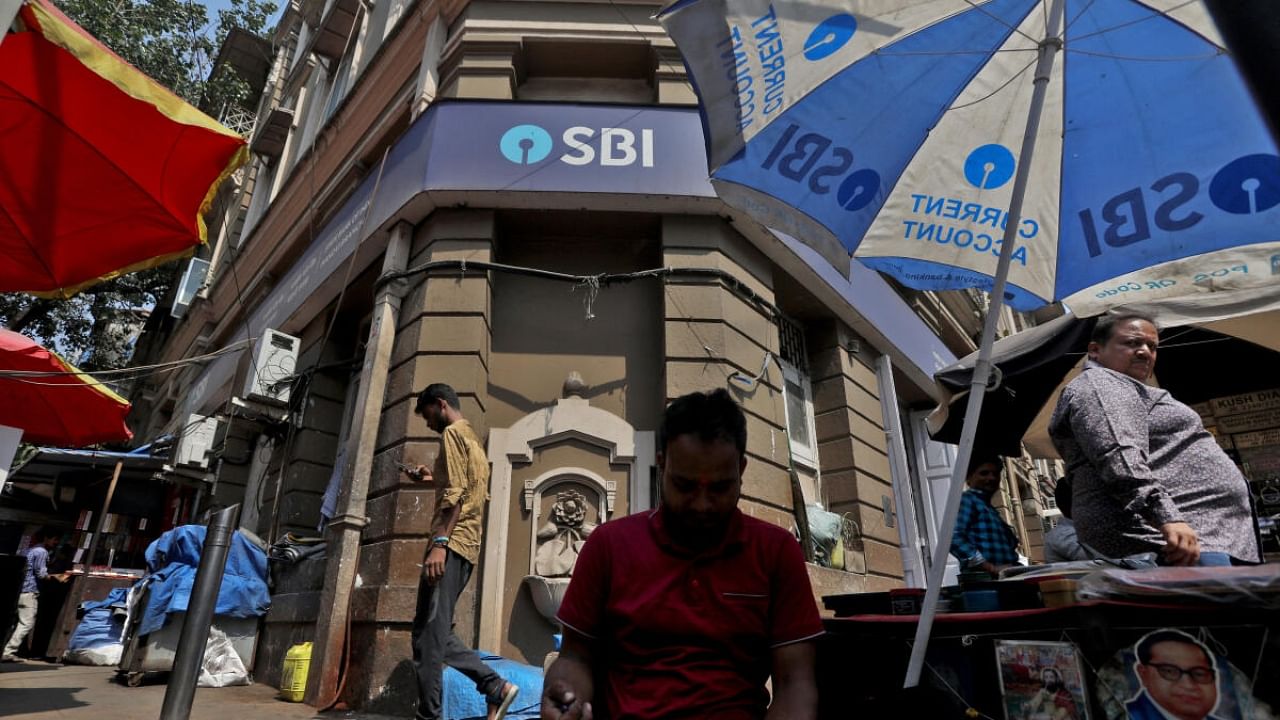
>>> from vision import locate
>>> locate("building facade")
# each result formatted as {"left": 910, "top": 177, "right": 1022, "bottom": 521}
{"left": 128, "top": 0, "right": 1056, "bottom": 711}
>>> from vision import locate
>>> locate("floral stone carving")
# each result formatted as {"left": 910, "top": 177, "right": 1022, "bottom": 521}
{"left": 533, "top": 488, "right": 597, "bottom": 578}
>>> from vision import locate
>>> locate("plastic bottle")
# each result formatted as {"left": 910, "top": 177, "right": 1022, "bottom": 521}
{"left": 280, "top": 642, "right": 312, "bottom": 702}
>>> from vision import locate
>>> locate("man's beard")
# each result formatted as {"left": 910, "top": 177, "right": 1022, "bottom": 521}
{"left": 667, "top": 512, "right": 729, "bottom": 549}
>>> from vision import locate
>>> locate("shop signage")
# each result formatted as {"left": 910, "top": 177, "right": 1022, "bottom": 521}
{"left": 1233, "top": 427, "right": 1280, "bottom": 450}
{"left": 178, "top": 101, "right": 951, "bottom": 416}
{"left": 423, "top": 102, "right": 716, "bottom": 197}
{"left": 1240, "top": 446, "right": 1280, "bottom": 475}
{"left": 1211, "top": 388, "right": 1280, "bottom": 417}
{"left": 1217, "top": 408, "right": 1280, "bottom": 434}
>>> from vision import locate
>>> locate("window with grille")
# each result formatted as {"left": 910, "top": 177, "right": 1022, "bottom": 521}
{"left": 777, "top": 315, "right": 817, "bottom": 470}
{"left": 778, "top": 314, "right": 808, "bottom": 371}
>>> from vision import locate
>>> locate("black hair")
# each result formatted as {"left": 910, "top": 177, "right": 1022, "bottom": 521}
{"left": 33, "top": 526, "right": 58, "bottom": 543}
{"left": 967, "top": 454, "right": 1002, "bottom": 476}
{"left": 1135, "top": 629, "right": 1213, "bottom": 668}
{"left": 416, "top": 383, "right": 460, "bottom": 414}
{"left": 657, "top": 389, "right": 747, "bottom": 457}
{"left": 1091, "top": 312, "right": 1157, "bottom": 345}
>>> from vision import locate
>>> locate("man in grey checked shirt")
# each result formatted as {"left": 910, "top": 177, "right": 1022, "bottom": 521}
{"left": 1050, "top": 313, "right": 1259, "bottom": 565}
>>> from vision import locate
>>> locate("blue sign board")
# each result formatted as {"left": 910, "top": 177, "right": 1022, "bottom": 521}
{"left": 181, "top": 101, "right": 949, "bottom": 416}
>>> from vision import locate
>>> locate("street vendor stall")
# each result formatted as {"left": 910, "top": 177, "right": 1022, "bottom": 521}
{"left": 0, "top": 448, "right": 200, "bottom": 659}
{"left": 818, "top": 565, "right": 1280, "bottom": 719}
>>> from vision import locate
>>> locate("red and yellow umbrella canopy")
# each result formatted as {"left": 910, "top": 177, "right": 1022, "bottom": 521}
{"left": 0, "top": 328, "right": 132, "bottom": 447}
{"left": 0, "top": 0, "right": 248, "bottom": 298}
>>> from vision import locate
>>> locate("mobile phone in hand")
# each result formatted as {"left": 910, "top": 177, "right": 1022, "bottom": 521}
{"left": 397, "top": 462, "right": 423, "bottom": 480}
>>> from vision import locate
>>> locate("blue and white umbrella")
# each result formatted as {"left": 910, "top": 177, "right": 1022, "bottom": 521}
{"left": 658, "top": 0, "right": 1279, "bottom": 688}
{"left": 658, "top": 0, "right": 1278, "bottom": 313}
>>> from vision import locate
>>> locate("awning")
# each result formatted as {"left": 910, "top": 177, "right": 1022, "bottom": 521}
{"left": 10, "top": 448, "right": 167, "bottom": 485}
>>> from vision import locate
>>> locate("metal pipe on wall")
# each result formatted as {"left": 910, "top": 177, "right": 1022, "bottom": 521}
{"left": 306, "top": 220, "right": 413, "bottom": 706}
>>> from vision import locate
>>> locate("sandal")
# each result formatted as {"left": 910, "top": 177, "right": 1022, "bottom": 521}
{"left": 487, "top": 681, "right": 520, "bottom": 720}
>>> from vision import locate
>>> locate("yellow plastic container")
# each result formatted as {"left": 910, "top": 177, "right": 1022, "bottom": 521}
{"left": 280, "top": 642, "right": 312, "bottom": 702}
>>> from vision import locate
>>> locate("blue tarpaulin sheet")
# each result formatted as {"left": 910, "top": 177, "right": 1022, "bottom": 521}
{"left": 138, "top": 525, "right": 270, "bottom": 636}
{"left": 443, "top": 654, "right": 543, "bottom": 719}
{"left": 67, "top": 587, "right": 129, "bottom": 651}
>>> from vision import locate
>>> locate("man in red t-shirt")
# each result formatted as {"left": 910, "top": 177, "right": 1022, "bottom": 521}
{"left": 541, "top": 389, "right": 823, "bottom": 720}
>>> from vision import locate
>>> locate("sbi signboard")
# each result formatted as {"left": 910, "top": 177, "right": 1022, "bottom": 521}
{"left": 423, "top": 103, "right": 715, "bottom": 198}
{"left": 499, "top": 124, "right": 655, "bottom": 167}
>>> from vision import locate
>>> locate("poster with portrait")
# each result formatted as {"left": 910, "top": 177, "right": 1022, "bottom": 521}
{"left": 1093, "top": 628, "right": 1272, "bottom": 720}
{"left": 996, "top": 640, "right": 1091, "bottom": 720}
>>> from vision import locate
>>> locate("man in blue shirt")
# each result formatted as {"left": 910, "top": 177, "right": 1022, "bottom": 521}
{"left": 3, "top": 528, "right": 65, "bottom": 662}
{"left": 950, "top": 456, "right": 1021, "bottom": 574}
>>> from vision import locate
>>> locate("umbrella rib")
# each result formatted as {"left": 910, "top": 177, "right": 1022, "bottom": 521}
{"left": 935, "top": 56, "right": 1038, "bottom": 113}
{"left": 875, "top": 48, "right": 1039, "bottom": 57}
{"left": 1064, "top": 48, "right": 1224, "bottom": 62}
{"left": 0, "top": 189, "right": 61, "bottom": 286}
{"left": 1063, "top": 0, "right": 1099, "bottom": 37}
{"left": 958, "top": 0, "right": 1041, "bottom": 45}
{"left": 1067, "top": 0, "right": 1213, "bottom": 47}
{"left": 3, "top": 374, "right": 78, "bottom": 446}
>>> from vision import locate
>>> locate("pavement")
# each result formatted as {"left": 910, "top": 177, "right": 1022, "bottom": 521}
{"left": 0, "top": 661, "right": 404, "bottom": 720}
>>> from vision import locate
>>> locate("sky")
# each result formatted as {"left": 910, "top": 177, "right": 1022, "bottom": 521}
{"left": 204, "top": 0, "right": 287, "bottom": 34}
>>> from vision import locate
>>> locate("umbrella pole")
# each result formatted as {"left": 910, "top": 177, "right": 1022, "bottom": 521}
{"left": 0, "top": 0, "right": 21, "bottom": 45}
{"left": 904, "top": 0, "right": 1064, "bottom": 689}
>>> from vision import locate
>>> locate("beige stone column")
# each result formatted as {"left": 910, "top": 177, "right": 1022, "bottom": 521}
{"left": 810, "top": 321, "right": 906, "bottom": 593}
{"left": 660, "top": 215, "right": 796, "bottom": 531}
{"left": 340, "top": 210, "right": 495, "bottom": 711}
{"left": 438, "top": 37, "right": 522, "bottom": 100}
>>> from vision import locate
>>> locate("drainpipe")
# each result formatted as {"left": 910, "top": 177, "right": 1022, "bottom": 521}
{"left": 306, "top": 220, "right": 412, "bottom": 706}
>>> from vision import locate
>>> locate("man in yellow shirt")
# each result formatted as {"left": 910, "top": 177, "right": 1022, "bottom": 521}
{"left": 407, "top": 383, "right": 518, "bottom": 720}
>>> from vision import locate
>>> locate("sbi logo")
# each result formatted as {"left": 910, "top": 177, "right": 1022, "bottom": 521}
{"left": 1080, "top": 153, "right": 1280, "bottom": 258}
{"left": 760, "top": 123, "right": 881, "bottom": 212}
{"left": 500, "top": 125, "right": 553, "bottom": 164}
{"left": 498, "top": 124, "right": 655, "bottom": 167}
{"left": 964, "top": 145, "right": 1016, "bottom": 190}
{"left": 804, "top": 14, "right": 857, "bottom": 61}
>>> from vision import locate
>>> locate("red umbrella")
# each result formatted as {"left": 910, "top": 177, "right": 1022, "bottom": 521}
{"left": 0, "top": 0, "right": 248, "bottom": 298}
{"left": 0, "top": 328, "right": 132, "bottom": 446}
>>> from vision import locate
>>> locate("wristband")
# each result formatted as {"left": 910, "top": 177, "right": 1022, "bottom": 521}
{"left": 432, "top": 536, "right": 450, "bottom": 547}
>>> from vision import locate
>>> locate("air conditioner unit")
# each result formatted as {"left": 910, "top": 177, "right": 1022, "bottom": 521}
{"left": 242, "top": 328, "right": 300, "bottom": 403}
{"left": 170, "top": 258, "right": 211, "bottom": 319}
{"left": 174, "top": 414, "right": 221, "bottom": 468}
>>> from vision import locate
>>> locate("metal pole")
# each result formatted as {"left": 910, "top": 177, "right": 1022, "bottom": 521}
{"left": 159, "top": 503, "right": 241, "bottom": 720}
{"left": 0, "top": 0, "right": 23, "bottom": 48}
{"left": 904, "top": 0, "right": 1064, "bottom": 688}
{"left": 84, "top": 460, "right": 124, "bottom": 571}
